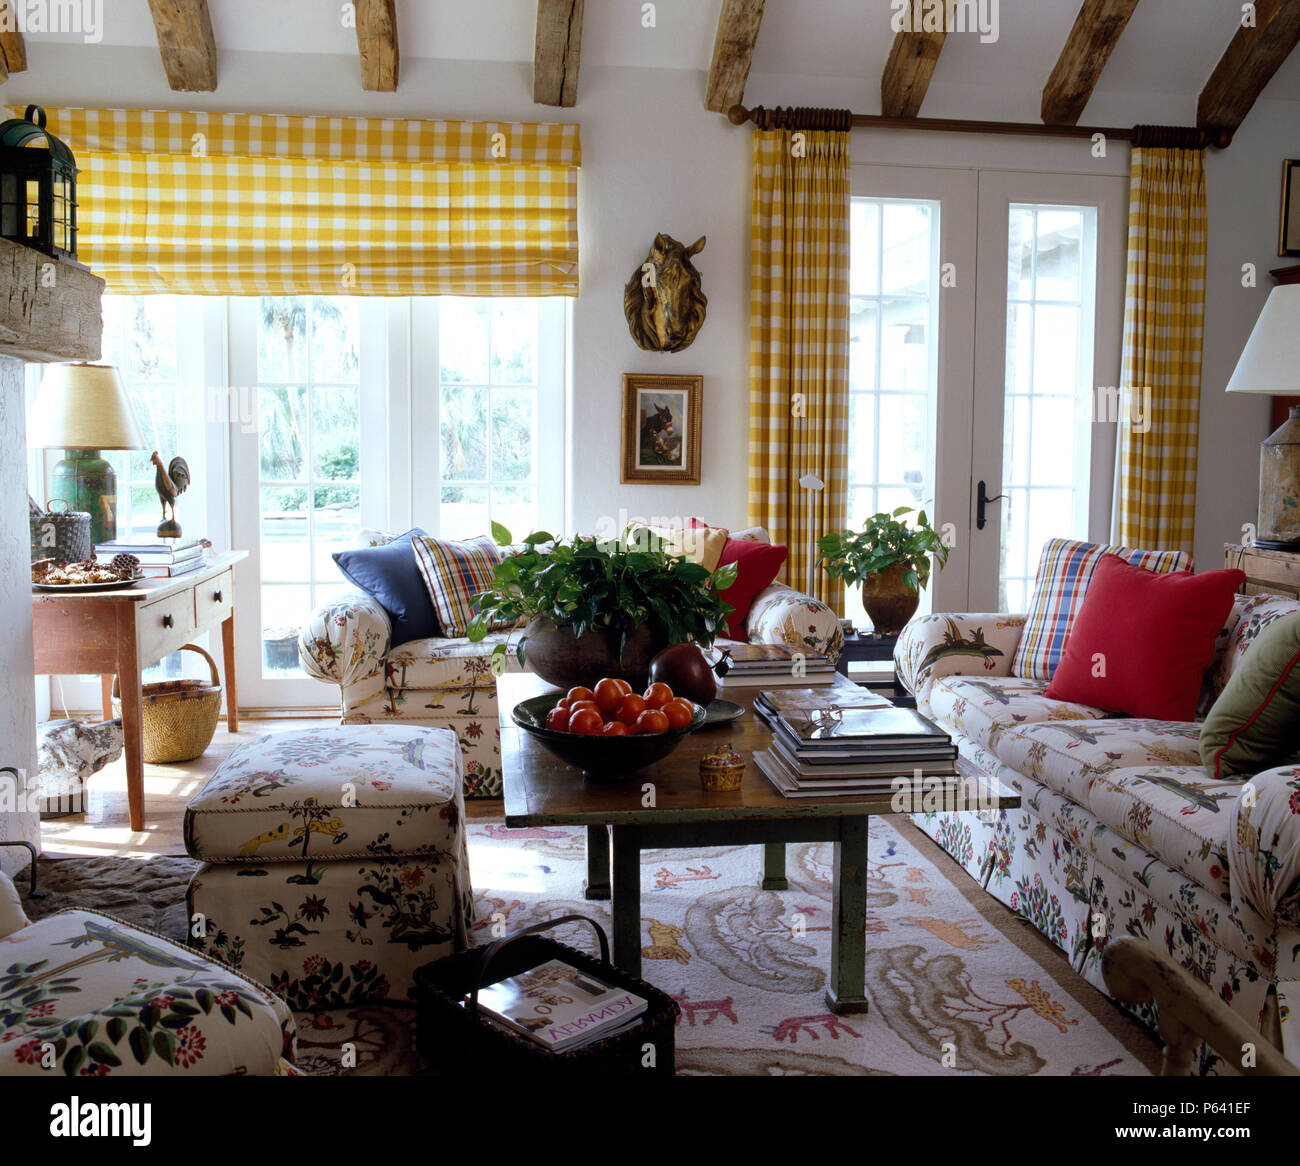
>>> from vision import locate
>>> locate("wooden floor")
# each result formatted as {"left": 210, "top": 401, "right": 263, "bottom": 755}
{"left": 39, "top": 719, "right": 504, "bottom": 860}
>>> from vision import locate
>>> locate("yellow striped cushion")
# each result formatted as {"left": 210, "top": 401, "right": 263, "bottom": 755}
{"left": 412, "top": 535, "right": 509, "bottom": 638}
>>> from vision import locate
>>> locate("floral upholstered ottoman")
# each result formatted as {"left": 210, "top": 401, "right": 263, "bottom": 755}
{"left": 183, "top": 725, "right": 472, "bottom": 1010}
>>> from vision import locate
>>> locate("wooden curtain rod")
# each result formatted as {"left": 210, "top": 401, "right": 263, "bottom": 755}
{"left": 726, "top": 104, "right": 1225, "bottom": 150}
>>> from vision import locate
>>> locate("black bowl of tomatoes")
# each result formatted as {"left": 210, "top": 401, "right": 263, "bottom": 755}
{"left": 511, "top": 678, "right": 707, "bottom": 779}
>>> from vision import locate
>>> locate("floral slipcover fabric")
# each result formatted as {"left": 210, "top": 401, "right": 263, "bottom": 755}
{"left": 184, "top": 725, "right": 472, "bottom": 1010}
{"left": 897, "top": 598, "right": 1300, "bottom": 1070}
{"left": 1, "top": 909, "right": 297, "bottom": 1076}
{"left": 299, "top": 580, "right": 844, "bottom": 798}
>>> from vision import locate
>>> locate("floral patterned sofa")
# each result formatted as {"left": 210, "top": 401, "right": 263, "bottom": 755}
{"left": 896, "top": 593, "right": 1300, "bottom": 1071}
{"left": 300, "top": 572, "right": 844, "bottom": 800}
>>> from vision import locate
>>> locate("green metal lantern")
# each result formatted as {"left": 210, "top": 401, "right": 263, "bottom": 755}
{"left": 0, "top": 105, "right": 77, "bottom": 259}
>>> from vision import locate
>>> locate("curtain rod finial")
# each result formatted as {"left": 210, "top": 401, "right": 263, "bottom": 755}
{"left": 727, "top": 104, "right": 751, "bottom": 126}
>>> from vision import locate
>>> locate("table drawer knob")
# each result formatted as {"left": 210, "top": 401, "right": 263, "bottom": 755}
{"left": 162, "top": 614, "right": 173, "bottom": 629}
{"left": 213, "top": 590, "right": 223, "bottom": 603}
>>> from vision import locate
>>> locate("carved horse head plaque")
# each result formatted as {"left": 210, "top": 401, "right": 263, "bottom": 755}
{"left": 623, "top": 232, "right": 707, "bottom": 353}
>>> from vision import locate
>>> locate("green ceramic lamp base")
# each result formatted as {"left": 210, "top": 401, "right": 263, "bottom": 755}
{"left": 50, "top": 449, "right": 116, "bottom": 547}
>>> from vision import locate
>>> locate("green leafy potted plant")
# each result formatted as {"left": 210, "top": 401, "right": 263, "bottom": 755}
{"left": 816, "top": 506, "right": 949, "bottom": 635}
{"left": 467, "top": 522, "right": 738, "bottom": 690}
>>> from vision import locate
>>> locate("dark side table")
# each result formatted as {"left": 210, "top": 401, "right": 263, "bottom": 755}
{"left": 834, "top": 631, "right": 915, "bottom": 707}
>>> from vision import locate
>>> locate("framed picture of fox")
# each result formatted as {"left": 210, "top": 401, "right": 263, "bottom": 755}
{"left": 620, "top": 373, "right": 702, "bottom": 484}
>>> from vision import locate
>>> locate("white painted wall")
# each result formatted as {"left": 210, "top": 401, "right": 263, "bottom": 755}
{"left": 11, "top": 44, "right": 1292, "bottom": 573}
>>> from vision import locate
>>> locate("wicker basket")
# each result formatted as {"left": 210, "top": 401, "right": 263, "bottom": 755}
{"left": 30, "top": 498, "right": 91, "bottom": 564}
{"left": 113, "top": 644, "right": 222, "bottom": 764}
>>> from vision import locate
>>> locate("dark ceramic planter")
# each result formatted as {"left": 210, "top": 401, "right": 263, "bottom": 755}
{"left": 522, "top": 615, "right": 666, "bottom": 691}
{"left": 860, "top": 563, "right": 920, "bottom": 636}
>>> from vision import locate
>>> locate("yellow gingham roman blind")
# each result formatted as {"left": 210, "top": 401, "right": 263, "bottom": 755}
{"left": 15, "top": 107, "right": 581, "bottom": 296}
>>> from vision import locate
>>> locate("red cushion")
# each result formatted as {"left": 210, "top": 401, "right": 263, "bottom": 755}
{"left": 1043, "top": 554, "right": 1244, "bottom": 720}
{"left": 686, "top": 518, "right": 788, "bottom": 640}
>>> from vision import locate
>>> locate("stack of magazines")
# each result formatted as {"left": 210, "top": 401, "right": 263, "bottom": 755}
{"left": 471, "top": 959, "right": 648, "bottom": 1052}
{"left": 707, "top": 642, "right": 836, "bottom": 688}
{"left": 754, "top": 697, "right": 960, "bottom": 798}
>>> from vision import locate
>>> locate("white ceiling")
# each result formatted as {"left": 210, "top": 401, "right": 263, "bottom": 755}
{"left": 22, "top": 0, "right": 1300, "bottom": 108}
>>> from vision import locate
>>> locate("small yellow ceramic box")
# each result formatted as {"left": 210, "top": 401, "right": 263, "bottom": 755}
{"left": 699, "top": 742, "right": 744, "bottom": 791}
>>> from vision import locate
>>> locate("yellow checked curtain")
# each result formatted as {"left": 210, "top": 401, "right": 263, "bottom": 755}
{"left": 748, "top": 128, "right": 851, "bottom": 609}
{"left": 1114, "top": 141, "right": 1207, "bottom": 554}
{"left": 16, "top": 107, "right": 581, "bottom": 296}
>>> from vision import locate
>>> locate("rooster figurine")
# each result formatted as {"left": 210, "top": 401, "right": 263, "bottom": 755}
{"left": 150, "top": 451, "right": 190, "bottom": 540}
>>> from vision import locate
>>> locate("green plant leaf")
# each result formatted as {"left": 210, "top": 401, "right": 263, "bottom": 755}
{"left": 490, "top": 520, "right": 513, "bottom": 546}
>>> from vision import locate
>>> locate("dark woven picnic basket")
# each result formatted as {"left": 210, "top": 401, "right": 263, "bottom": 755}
{"left": 414, "top": 915, "right": 678, "bottom": 1076}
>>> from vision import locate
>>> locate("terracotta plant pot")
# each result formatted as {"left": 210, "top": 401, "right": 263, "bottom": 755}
{"left": 860, "top": 563, "right": 920, "bottom": 636}
{"left": 522, "top": 614, "right": 667, "bottom": 692}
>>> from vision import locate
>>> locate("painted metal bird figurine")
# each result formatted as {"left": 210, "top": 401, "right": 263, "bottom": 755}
{"left": 150, "top": 450, "right": 190, "bottom": 539}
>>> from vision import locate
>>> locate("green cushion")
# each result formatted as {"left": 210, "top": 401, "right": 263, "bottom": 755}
{"left": 1200, "top": 612, "right": 1300, "bottom": 779}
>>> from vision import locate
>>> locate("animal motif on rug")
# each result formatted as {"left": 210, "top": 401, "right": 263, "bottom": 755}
{"left": 768, "top": 1013, "right": 863, "bottom": 1043}
{"left": 863, "top": 944, "right": 1047, "bottom": 1075}
{"left": 653, "top": 865, "right": 720, "bottom": 890}
{"left": 906, "top": 916, "right": 995, "bottom": 951}
{"left": 642, "top": 919, "right": 691, "bottom": 965}
{"left": 1005, "top": 978, "right": 1079, "bottom": 1035}
{"left": 671, "top": 992, "right": 738, "bottom": 1026}
{"left": 470, "top": 895, "right": 526, "bottom": 934}
{"left": 684, "top": 887, "right": 823, "bottom": 992}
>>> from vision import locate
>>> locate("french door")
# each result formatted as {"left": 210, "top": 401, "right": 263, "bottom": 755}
{"left": 848, "top": 164, "right": 1127, "bottom": 617}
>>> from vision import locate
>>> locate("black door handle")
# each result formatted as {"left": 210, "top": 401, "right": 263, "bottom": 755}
{"left": 977, "top": 480, "right": 1006, "bottom": 531}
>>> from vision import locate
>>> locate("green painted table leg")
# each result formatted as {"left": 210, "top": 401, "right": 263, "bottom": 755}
{"left": 584, "top": 823, "right": 611, "bottom": 900}
{"left": 825, "top": 815, "right": 869, "bottom": 1014}
{"left": 610, "top": 826, "right": 642, "bottom": 976}
{"left": 761, "top": 842, "right": 788, "bottom": 890}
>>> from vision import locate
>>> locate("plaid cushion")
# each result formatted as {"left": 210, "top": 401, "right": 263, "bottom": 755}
{"left": 1010, "top": 538, "right": 1192, "bottom": 681}
{"left": 412, "top": 535, "right": 509, "bottom": 637}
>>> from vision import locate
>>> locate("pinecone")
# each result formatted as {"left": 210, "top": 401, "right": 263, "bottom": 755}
{"left": 110, "top": 553, "right": 140, "bottom": 579}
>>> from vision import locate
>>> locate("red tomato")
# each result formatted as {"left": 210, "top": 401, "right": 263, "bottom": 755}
{"left": 594, "top": 678, "right": 626, "bottom": 714}
{"left": 643, "top": 682, "right": 674, "bottom": 710}
{"left": 569, "top": 708, "right": 604, "bottom": 736}
{"left": 614, "top": 694, "right": 647, "bottom": 726}
{"left": 566, "top": 686, "right": 597, "bottom": 706}
{"left": 602, "top": 720, "right": 629, "bottom": 736}
{"left": 635, "top": 708, "right": 670, "bottom": 735}
{"left": 611, "top": 678, "right": 634, "bottom": 697}
{"left": 556, "top": 696, "right": 574, "bottom": 712}
{"left": 569, "top": 700, "right": 600, "bottom": 718}
{"left": 663, "top": 698, "right": 694, "bottom": 730}
{"left": 545, "top": 706, "right": 571, "bottom": 732}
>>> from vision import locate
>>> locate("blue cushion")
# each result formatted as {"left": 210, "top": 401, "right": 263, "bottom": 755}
{"left": 332, "top": 529, "right": 440, "bottom": 646}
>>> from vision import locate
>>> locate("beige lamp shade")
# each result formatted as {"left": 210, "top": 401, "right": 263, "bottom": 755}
{"left": 1225, "top": 285, "right": 1300, "bottom": 395}
{"left": 28, "top": 362, "right": 145, "bottom": 449}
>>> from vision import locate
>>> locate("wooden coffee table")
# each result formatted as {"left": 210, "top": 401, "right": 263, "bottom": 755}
{"left": 499, "top": 672, "right": 1019, "bottom": 1014}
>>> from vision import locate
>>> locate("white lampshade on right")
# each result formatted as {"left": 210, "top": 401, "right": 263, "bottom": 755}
{"left": 1226, "top": 284, "right": 1300, "bottom": 549}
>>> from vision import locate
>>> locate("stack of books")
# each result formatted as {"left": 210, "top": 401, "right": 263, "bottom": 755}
{"left": 707, "top": 642, "right": 836, "bottom": 688}
{"left": 94, "top": 537, "right": 204, "bottom": 578}
{"left": 471, "top": 959, "right": 649, "bottom": 1052}
{"left": 754, "top": 696, "right": 960, "bottom": 798}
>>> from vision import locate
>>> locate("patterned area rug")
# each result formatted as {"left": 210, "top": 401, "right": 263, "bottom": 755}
{"left": 20, "top": 821, "right": 1161, "bottom": 1076}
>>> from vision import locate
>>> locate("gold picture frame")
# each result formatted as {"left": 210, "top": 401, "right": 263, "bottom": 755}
{"left": 620, "top": 373, "right": 702, "bottom": 485}
{"left": 1281, "top": 159, "right": 1300, "bottom": 257}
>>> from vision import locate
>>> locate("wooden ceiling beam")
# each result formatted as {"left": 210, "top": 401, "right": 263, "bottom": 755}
{"left": 534, "top": 0, "right": 584, "bottom": 108}
{"left": 1041, "top": 0, "right": 1140, "bottom": 126}
{"left": 705, "top": 0, "right": 765, "bottom": 114}
{"left": 1199, "top": 0, "right": 1300, "bottom": 145}
{"left": 356, "top": 0, "right": 398, "bottom": 92}
{"left": 0, "top": 1, "right": 28, "bottom": 84}
{"left": 880, "top": 0, "right": 954, "bottom": 118}
{"left": 145, "top": 0, "right": 217, "bottom": 93}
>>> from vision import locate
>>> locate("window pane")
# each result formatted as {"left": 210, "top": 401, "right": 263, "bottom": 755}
{"left": 124, "top": 298, "right": 178, "bottom": 381}
{"left": 848, "top": 393, "right": 875, "bottom": 487}
{"left": 1007, "top": 207, "right": 1034, "bottom": 301}
{"left": 441, "top": 385, "right": 488, "bottom": 481}
{"left": 849, "top": 299, "right": 878, "bottom": 393}
{"left": 1034, "top": 210, "right": 1082, "bottom": 301}
{"left": 492, "top": 484, "right": 536, "bottom": 536}
{"left": 879, "top": 299, "right": 929, "bottom": 393}
{"left": 260, "top": 386, "right": 307, "bottom": 481}
{"left": 261, "top": 585, "right": 311, "bottom": 677}
{"left": 258, "top": 296, "right": 308, "bottom": 382}
{"left": 1033, "top": 305, "right": 1079, "bottom": 395}
{"left": 440, "top": 485, "right": 487, "bottom": 541}
{"left": 439, "top": 298, "right": 489, "bottom": 384}
{"left": 311, "top": 385, "right": 359, "bottom": 481}
{"left": 491, "top": 389, "right": 535, "bottom": 482}
{"left": 312, "top": 489, "right": 360, "bottom": 577}
{"left": 260, "top": 486, "right": 308, "bottom": 582}
{"left": 310, "top": 296, "right": 360, "bottom": 382}
{"left": 849, "top": 201, "right": 879, "bottom": 295}
{"left": 881, "top": 203, "right": 931, "bottom": 296}
{"left": 491, "top": 300, "right": 537, "bottom": 385}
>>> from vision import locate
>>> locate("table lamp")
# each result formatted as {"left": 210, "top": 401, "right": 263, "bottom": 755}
{"left": 27, "top": 362, "right": 144, "bottom": 547}
{"left": 1226, "top": 285, "right": 1300, "bottom": 550}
